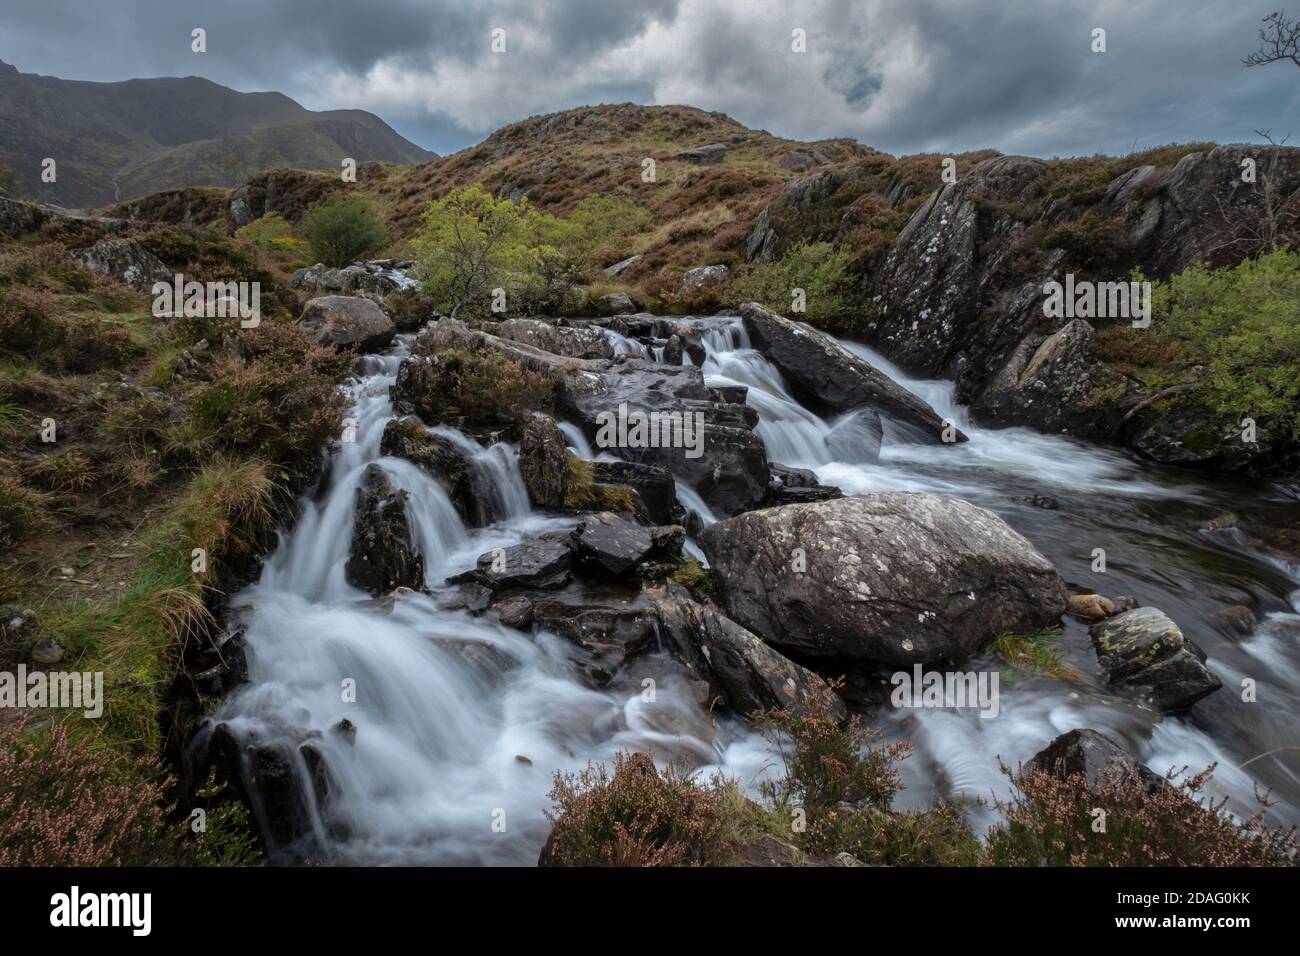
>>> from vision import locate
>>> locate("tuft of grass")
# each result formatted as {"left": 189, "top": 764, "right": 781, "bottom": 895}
{"left": 562, "top": 455, "right": 637, "bottom": 512}
{"left": 987, "top": 627, "right": 1067, "bottom": 680}
{"left": 670, "top": 558, "right": 715, "bottom": 602}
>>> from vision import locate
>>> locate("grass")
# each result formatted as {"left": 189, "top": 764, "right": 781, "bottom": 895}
{"left": 987, "top": 627, "right": 1068, "bottom": 680}
{"left": 562, "top": 455, "right": 637, "bottom": 513}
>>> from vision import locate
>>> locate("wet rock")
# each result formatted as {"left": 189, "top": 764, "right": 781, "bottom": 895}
{"left": 192, "top": 630, "right": 248, "bottom": 695}
{"left": 662, "top": 334, "right": 684, "bottom": 365}
{"left": 573, "top": 511, "right": 681, "bottom": 580}
{"left": 673, "top": 143, "right": 726, "bottom": 165}
{"left": 530, "top": 581, "right": 660, "bottom": 686}
{"left": 449, "top": 537, "right": 574, "bottom": 592}
{"left": 298, "top": 295, "right": 396, "bottom": 353}
{"left": 1212, "top": 605, "right": 1255, "bottom": 634}
{"left": 71, "top": 237, "right": 171, "bottom": 292}
{"left": 1027, "top": 728, "right": 1163, "bottom": 791}
{"left": 1013, "top": 494, "right": 1060, "bottom": 510}
{"left": 589, "top": 459, "right": 682, "bottom": 525}
{"left": 345, "top": 464, "right": 425, "bottom": 595}
{"left": 766, "top": 464, "right": 842, "bottom": 506}
{"left": 740, "top": 303, "right": 965, "bottom": 442}
{"left": 379, "top": 419, "right": 490, "bottom": 526}
{"left": 495, "top": 595, "right": 536, "bottom": 630}
{"left": 1088, "top": 607, "right": 1222, "bottom": 712}
{"left": 519, "top": 415, "right": 570, "bottom": 509}
{"left": 332, "top": 718, "right": 357, "bottom": 745}
{"left": 495, "top": 318, "right": 615, "bottom": 359}
{"left": 700, "top": 492, "right": 1067, "bottom": 667}
{"left": 594, "top": 292, "right": 636, "bottom": 316}
{"left": 651, "top": 582, "right": 847, "bottom": 721}
{"left": 1128, "top": 402, "right": 1276, "bottom": 473}
{"left": 557, "top": 360, "right": 769, "bottom": 516}
{"left": 1066, "top": 593, "right": 1115, "bottom": 622}
{"left": 824, "top": 409, "right": 883, "bottom": 464}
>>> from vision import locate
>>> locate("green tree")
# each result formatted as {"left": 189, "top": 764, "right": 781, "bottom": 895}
{"left": 301, "top": 197, "right": 387, "bottom": 268}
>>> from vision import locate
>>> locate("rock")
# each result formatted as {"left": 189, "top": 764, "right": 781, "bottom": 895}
{"left": 71, "top": 238, "right": 171, "bottom": 292}
{"left": 332, "top": 718, "right": 357, "bottom": 745}
{"left": 496, "top": 595, "right": 536, "bottom": 630}
{"left": 700, "top": 493, "right": 1067, "bottom": 667}
{"left": 603, "top": 255, "right": 643, "bottom": 278}
{"left": 344, "top": 464, "right": 424, "bottom": 595}
{"left": 1128, "top": 401, "right": 1276, "bottom": 473}
{"left": 1066, "top": 593, "right": 1115, "bottom": 621}
{"left": 766, "top": 463, "right": 842, "bottom": 505}
{"left": 594, "top": 292, "right": 636, "bottom": 316}
{"left": 662, "top": 334, "right": 684, "bottom": 365}
{"left": 192, "top": 631, "right": 248, "bottom": 695}
{"left": 421, "top": 318, "right": 609, "bottom": 376}
{"left": 739, "top": 303, "right": 965, "bottom": 443}
{"left": 1088, "top": 607, "right": 1222, "bottom": 712}
{"left": 824, "top": 409, "right": 884, "bottom": 464}
{"left": 589, "top": 460, "right": 682, "bottom": 525}
{"left": 1212, "top": 605, "right": 1255, "bottom": 634}
{"left": 290, "top": 262, "right": 398, "bottom": 297}
{"left": 672, "top": 143, "right": 727, "bottom": 165}
{"left": 379, "top": 419, "right": 492, "bottom": 526}
{"left": 745, "top": 207, "right": 779, "bottom": 263}
{"left": 449, "top": 537, "right": 574, "bottom": 592}
{"left": 519, "top": 415, "right": 570, "bottom": 509}
{"left": 573, "top": 512, "right": 666, "bottom": 579}
{"left": 0, "top": 196, "right": 48, "bottom": 239}
{"left": 0, "top": 605, "right": 34, "bottom": 643}
{"left": 529, "top": 581, "right": 660, "bottom": 686}
{"left": 31, "top": 637, "right": 64, "bottom": 665}
{"left": 651, "top": 582, "right": 847, "bottom": 721}
{"left": 298, "top": 295, "right": 396, "bottom": 353}
{"left": 557, "top": 360, "right": 770, "bottom": 516}
{"left": 780, "top": 150, "right": 821, "bottom": 172}
{"left": 1027, "top": 728, "right": 1163, "bottom": 791}
{"left": 495, "top": 318, "right": 615, "bottom": 359}
{"left": 681, "top": 264, "right": 729, "bottom": 290}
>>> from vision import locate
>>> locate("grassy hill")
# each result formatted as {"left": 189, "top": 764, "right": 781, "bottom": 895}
{"left": 0, "top": 58, "right": 435, "bottom": 208}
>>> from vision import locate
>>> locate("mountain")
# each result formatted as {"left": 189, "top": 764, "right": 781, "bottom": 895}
{"left": 0, "top": 58, "right": 436, "bottom": 208}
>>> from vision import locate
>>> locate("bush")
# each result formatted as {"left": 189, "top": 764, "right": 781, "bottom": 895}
{"left": 406, "top": 345, "right": 553, "bottom": 433}
{"left": 727, "top": 242, "right": 868, "bottom": 333}
{"left": 301, "top": 198, "right": 387, "bottom": 268}
{"left": 987, "top": 762, "right": 1298, "bottom": 866}
{"left": 0, "top": 718, "right": 177, "bottom": 866}
{"left": 543, "top": 752, "right": 732, "bottom": 866}
{"left": 0, "top": 473, "right": 49, "bottom": 548}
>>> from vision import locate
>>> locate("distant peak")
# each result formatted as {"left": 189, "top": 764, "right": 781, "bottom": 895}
{"left": 0, "top": 59, "right": 20, "bottom": 77}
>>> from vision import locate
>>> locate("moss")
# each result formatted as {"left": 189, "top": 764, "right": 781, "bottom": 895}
{"left": 670, "top": 558, "right": 715, "bottom": 602}
{"left": 562, "top": 455, "right": 637, "bottom": 512}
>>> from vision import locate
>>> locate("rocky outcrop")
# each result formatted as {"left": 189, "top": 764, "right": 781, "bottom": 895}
{"left": 494, "top": 318, "right": 614, "bottom": 359}
{"left": 651, "top": 582, "right": 847, "bottom": 721}
{"left": 557, "top": 360, "right": 770, "bottom": 516}
{"left": 379, "top": 419, "right": 491, "bottom": 526}
{"left": 594, "top": 292, "right": 635, "bottom": 316}
{"left": 1088, "top": 607, "right": 1222, "bottom": 712}
{"left": 298, "top": 295, "right": 395, "bottom": 353}
{"left": 421, "top": 318, "right": 608, "bottom": 375}
{"left": 602, "top": 255, "right": 642, "bottom": 278}
{"left": 0, "top": 196, "right": 48, "bottom": 239}
{"left": 740, "top": 303, "right": 965, "bottom": 442}
{"left": 681, "top": 264, "right": 728, "bottom": 290}
{"left": 700, "top": 493, "right": 1066, "bottom": 667}
{"left": 573, "top": 511, "right": 683, "bottom": 580}
{"left": 1027, "top": 728, "right": 1163, "bottom": 791}
{"left": 290, "top": 262, "right": 399, "bottom": 297}
{"left": 71, "top": 237, "right": 171, "bottom": 291}
{"left": 345, "top": 464, "right": 424, "bottom": 595}
{"left": 519, "top": 415, "right": 570, "bottom": 509}
{"left": 673, "top": 144, "right": 726, "bottom": 165}
{"left": 590, "top": 460, "right": 682, "bottom": 525}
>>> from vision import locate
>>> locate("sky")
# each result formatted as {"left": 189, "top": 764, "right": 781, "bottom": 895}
{"left": 1, "top": 0, "right": 1297, "bottom": 158}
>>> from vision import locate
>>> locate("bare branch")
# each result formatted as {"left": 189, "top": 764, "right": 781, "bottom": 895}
{"left": 1243, "top": 10, "right": 1300, "bottom": 67}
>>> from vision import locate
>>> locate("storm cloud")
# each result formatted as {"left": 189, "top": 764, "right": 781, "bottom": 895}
{"left": 2, "top": 0, "right": 1296, "bottom": 157}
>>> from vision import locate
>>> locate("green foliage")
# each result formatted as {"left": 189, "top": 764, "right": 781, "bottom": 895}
{"left": 411, "top": 184, "right": 649, "bottom": 318}
{"left": 728, "top": 242, "right": 868, "bottom": 333}
{"left": 406, "top": 345, "right": 554, "bottom": 433}
{"left": 236, "top": 211, "right": 312, "bottom": 268}
{"left": 670, "top": 558, "right": 715, "bottom": 602}
{"left": 987, "top": 627, "right": 1067, "bottom": 680}
{"left": 1152, "top": 249, "right": 1300, "bottom": 442}
{"left": 563, "top": 454, "right": 637, "bottom": 512}
{"left": 301, "top": 197, "right": 387, "bottom": 267}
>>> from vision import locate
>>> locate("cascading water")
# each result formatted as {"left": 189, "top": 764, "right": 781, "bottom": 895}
{"left": 688, "top": 316, "right": 1300, "bottom": 829}
{"left": 214, "top": 333, "right": 772, "bottom": 865}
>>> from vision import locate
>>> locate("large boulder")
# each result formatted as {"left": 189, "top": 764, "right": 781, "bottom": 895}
{"left": 590, "top": 460, "right": 682, "bottom": 525}
{"left": 0, "top": 196, "right": 48, "bottom": 239}
{"left": 1088, "top": 607, "right": 1222, "bottom": 712}
{"left": 291, "top": 262, "right": 398, "bottom": 297}
{"left": 594, "top": 292, "right": 636, "bottom": 316}
{"left": 572, "top": 511, "right": 683, "bottom": 580}
{"left": 673, "top": 144, "right": 727, "bottom": 165}
{"left": 494, "top": 318, "right": 614, "bottom": 359}
{"left": 700, "top": 493, "right": 1067, "bottom": 667}
{"left": 519, "top": 415, "right": 570, "bottom": 509}
{"left": 71, "top": 237, "right": 171, "bottom": 292}
{"left": 345, "top": 464, "right": 424, "bottom": 595}
{"left": 651, "top": 582, "right": 846, "bottom": 721}
{"left": 448, "top": 536, "right": 574, "bottom": 593}
{"left": 298, "top": 295, "right": 395, "bottom": 353}
{"left": 421, "top": 318, "right": 608, "bottom": 375}
{"left": 1026, "top": 728, "right": 1163, "bottom": 791}
{"left": 681, "top": 264, "right": 728, "bottom": 290}
{"left": 379, "top": 419, "right": 491, "bottom": 526}
{"left": 739, "top": 303, "right": 965, "bottom": 443}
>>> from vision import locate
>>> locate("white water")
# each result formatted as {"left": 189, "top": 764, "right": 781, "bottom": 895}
{"left": 215, "top": 334, "right": 773, "bottom": 864}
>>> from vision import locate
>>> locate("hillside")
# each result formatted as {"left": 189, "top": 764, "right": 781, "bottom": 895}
{"left": 0, "top": 58, "right": 435, "bottom": 208}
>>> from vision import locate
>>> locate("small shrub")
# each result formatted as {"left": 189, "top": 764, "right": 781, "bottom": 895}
{"left": 543, "top": 752, "right": 731, "bottom": 866}
{"left": 726, "top": 242, "right": 869, "bottom": 333}
{"left": 409, "top": 346, "right": 553, "bottom": 433}
{"left": 987, "top": 762, "right": 1298, "bottom": 866}
{"left": 25, "top": 451, "right": 97, "bottom": 492}
{"left": 301, "top": 198, "right": 387, "bottom": 268}
{"left": 0, "top": 473, "right": 49, "bottom": 548}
